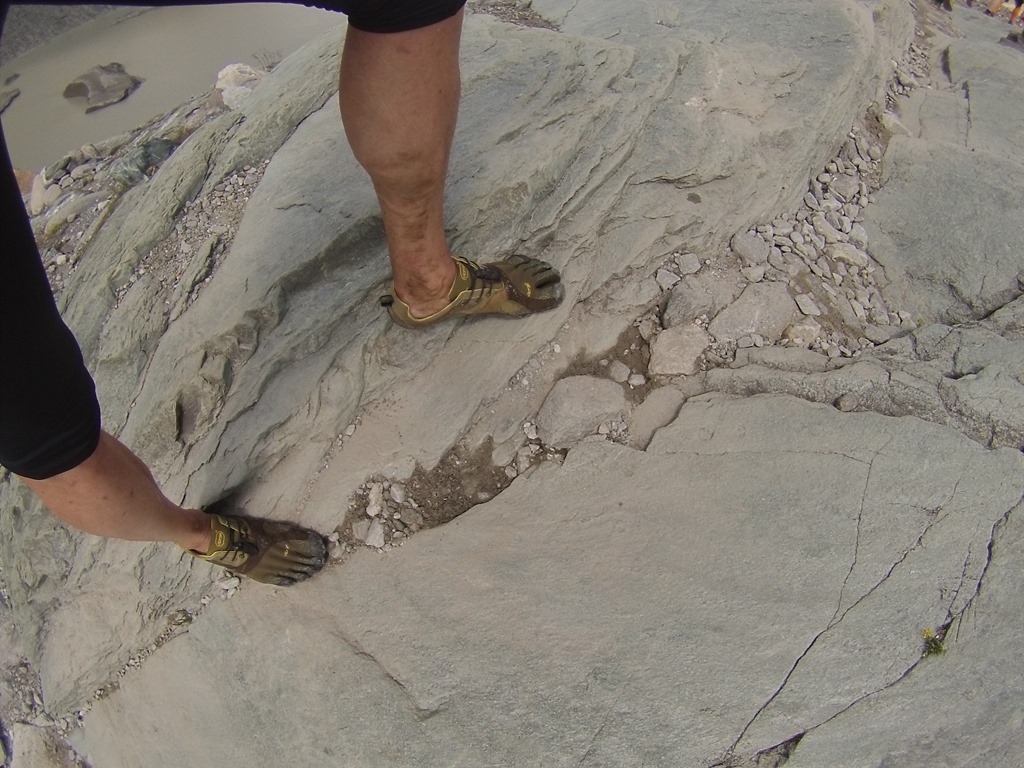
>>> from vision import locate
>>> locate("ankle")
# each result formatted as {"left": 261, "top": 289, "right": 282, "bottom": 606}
{"left": 177, "top": 508, "right": 213, "bottom": 553}
{"left": 394, "top": 256, "right": 458, "bottom": 315}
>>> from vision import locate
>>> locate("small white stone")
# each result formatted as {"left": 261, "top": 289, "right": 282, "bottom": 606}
{"left": 637, "top": 316, "right": 659, "bottom": 341}
{"left": 366, "top": 482, "right": 384, "bottom": 517}
{"left": 741, "top": 264, "right": 766, "bottom": 283}
{"left": 365, "top": 519, "right": 386, "bottom": 549}
{"left": 351, "top": 518, "right": 371, "bottom": 542}
{"left": 675, "top": 252, "right": 702, "bottom": 275}
{"left": 523, "top": 422, "right": 539, "bottom": 440}
{"left": 656, "top": 268, "right": 682, "bottom": 291}
{"left": 627, "top": 373, "right": 647, "bottom": 388}
{"left": 390, "top": 484, "right": 408, "bottom": 504}
{"left": 328, "top": 540, "right": 345, "bottom": 561}
{"left": 607, "top": 360, "right": 631, "bottom": 383}
{"left": 216, "top": 576, "right": 241, "bottom": 591}
{"left": 794, "top": 293, "right": 822, "bottom": 316}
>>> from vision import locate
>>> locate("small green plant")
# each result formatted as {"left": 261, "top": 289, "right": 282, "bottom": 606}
{"left": 922, "top": 627, "right": 945, "bottom": 656}
{"left": 252, "top": 48, "right": 282, "bottom": 72}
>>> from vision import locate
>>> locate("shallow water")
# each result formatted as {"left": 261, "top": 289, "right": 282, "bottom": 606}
{"left": 0, "top": 3, "right": 344, "bottom": 171}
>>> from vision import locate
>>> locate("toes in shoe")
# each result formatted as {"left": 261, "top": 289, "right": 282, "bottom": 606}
{"left": 381, "top": 254, "right": 564, "bottom": 329}
{"left": 190, "top": 513, "right": 326, "bottom": 586}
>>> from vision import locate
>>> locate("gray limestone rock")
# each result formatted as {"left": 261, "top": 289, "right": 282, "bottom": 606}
{"left": 811, "top": 213, "right": 843, "bottom": 244}
{"left": 711, "top": 296, "right": 1024, "bottom": 451}
{"left": 794, "top": 293, "right": 822, "bottom": 316}
{"left": 8, "top": 723, "right": 64, "bottom": 768}
{"left": 662, "top": 270, "right": 745, "bottom": 329}
{"left": 74, "top": 395, "right": 1024, "bottom": 768}
{"left": 1, "top": 0, "right": 918, "bottom": 727}
{"left": 741, "top": 264, "right": 766, "bottom": 283}
{"left": 862, "top": 135, "right": 1024, "bottom": 325}
{"left": 708, "top": 282, "right": 799, "bottom": 344}
{"left": 784, "top": 317, "right": 823, "bottom": 347}
{"left": 731, "top": 345, "right": 831, "bottom": 374}
{"left": 364, "top": 519, "right": 386, "bottom": 549}
{"left": 945, "top": 38, "right": 1024, "bottom": 152}
{"left": 731, "top": 231, "right": 770, "bottom": 266}
{"left": 827, "top": 241, "right": 871, "bottom": 269}
{"left": 606, "top": 359, "right": 631, "bottom": 383}
{"left": 655, "top": 267, "right": 681, "bottom": 291}
{"left": 648, "top": 324, "right": 711, "bottom": 376}
{"left": 627, "top": 386, "right": 687, "bottom": 449}
{"left": 350, "top": 518, "right": 371, "bottom": 543}
{"left": 783, "top": 498, "right": 1024, "bottom": 768}
{"left": 828, "top": 173, "right": 860, "bottom": 202}
{"left": 675, "top": 252, "right": 702, "bottom": 275}
{"left": 535, "top": 376, "right": 629, "bottom": 449}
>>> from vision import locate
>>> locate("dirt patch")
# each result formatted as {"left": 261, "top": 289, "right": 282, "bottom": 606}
{"left": 406, "top": 439, "right": 514, "bottom": 527}
{"left": 335, "top": 437, "right": 544, "bottom": 557}
{"left": 469, "top": 0, "right": 558, "bottom": 30}
{"left": 561, "top": 324, "right": 653, "bottom": 405}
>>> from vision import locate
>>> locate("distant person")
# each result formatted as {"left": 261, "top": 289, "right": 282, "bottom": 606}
{"left": 1, "top": 0, "right": 564, "bottom": 586}
{"left": 1011, "top": 0, "right": 1023, "bottom": 24}
{"left": 984, "top": 0, "right": 1022, "bottom": 19}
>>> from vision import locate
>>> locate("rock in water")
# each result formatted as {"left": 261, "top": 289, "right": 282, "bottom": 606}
{"left": 63, "top": 63, "right": 144, "bottom": 113}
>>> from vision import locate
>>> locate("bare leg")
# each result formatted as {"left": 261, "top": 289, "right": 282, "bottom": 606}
{"left": 339, "top": 10, "right": 463, "bottom": 318}
{"left": 20, "top": 431, "right": 211, "bottom": 553}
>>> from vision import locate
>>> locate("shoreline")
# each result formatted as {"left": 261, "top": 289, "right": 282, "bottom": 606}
{"left": 0, "top": 5, "right": 124, "bottom": 66}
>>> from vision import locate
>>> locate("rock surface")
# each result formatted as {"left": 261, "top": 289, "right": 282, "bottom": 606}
{"left": 535, "top": 375, "right": 629, "bottom": 448}
{"left": 69, "top": 396, "right": 1024, "bottom": 767}
{"left": 3, "top": 1, "right": 1024, "bottom": 767}
{"left": 214, "top": 63, "right": 266, "bottom": 110}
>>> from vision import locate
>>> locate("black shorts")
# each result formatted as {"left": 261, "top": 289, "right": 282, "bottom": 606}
{"left": 1, "top": 134, "right": 102, "bottom": 479}
{"left": 0, "top": 0, "right": 466, "bottom": 479}
{"left": 1, "top": 0, "right": 467, "bottom": 35}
